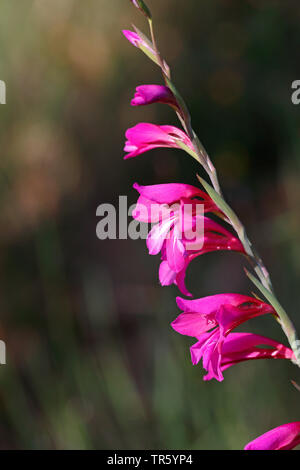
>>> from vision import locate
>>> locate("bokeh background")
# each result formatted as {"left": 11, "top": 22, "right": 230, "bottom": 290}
{"left": 0, "top": 0, "right": 299, "bottom": 449}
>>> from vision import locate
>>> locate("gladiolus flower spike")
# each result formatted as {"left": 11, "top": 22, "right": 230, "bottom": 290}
{"left": 123, "top": 2, "right": 300, "bottom": 451}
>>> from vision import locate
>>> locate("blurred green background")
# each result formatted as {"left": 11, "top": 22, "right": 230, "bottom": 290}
{"left": 0, "top": 0, "right": 299, "bottom": 449}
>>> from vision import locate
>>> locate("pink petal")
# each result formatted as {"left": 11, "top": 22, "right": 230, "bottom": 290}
{"left": 126, "top": 123, "right": 175, "bottom": 146}
{"left": 124, "top": 143, "right": 160, "bottom": 159}
{"left": 221, "top": 332, "right": 286, "bottom": 355}
{"left": 159, "top": 260, "right": 177, "bottom": 286}
{"left": 124, "top": 123, "right": 195, "bottom": 159}
{"left": 146, "top": 218, "right": 174, "bottom": 255}
{"left": 122, "top": 30, "right": 141, "bottom": 47}
{"left": 174, "top": 265, "right": 192, "bottom": 297}
{"left": 132, "top": 194, "right": 171, "bottom": 223}
{"left": 198, "top": 332, "right": 294, "bottom": 381}
{"left": 131, "top": 85, "right": 177, "bottom": 108}
{"left": 190, "top": 330, "right": 224, "bottom": 381}
{"left": 245, "top": 422, "right": 300, "bottom": 450}
{"left": 133, "top": 182, "right": 209, "bottom": 205}
{"left": 190, "top": 333, "right": 212, "bottom": 365}
{"left": 176, "top": 294, "right": 262, "bottom": 316}
{"left": 171, "top": 313, "right": 217, "bottom": 337}
{"left": 165, "top": 228, "right": 186, "bottom": 273}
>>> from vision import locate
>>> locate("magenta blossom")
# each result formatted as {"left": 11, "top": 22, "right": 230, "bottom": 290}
{"left": 191, "top": 332, "right": 293, "bottom": 381}
{"left": 171, "top": 294, "right": 276, "bottom": 381}
{"left": 132, "top": 182, "right": 240, "bottom": 295}
{"left": 132, "top": 181, "right": 218, "bottom": 222}
{"left": 124, "top": 123, "right": 196, "bottom": 159}
{"left": 132, "top": 182, "right": 217, "bottom": 263}
{"left": 245, "top": 422, "right": 300, "bottom": 450}
{"left": 131, "top": 85, "right": 178, "bottom": 110}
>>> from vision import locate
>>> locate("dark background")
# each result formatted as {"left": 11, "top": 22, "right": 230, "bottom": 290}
{"left": 0, "top": 0, "right": 299, "bottom": 449}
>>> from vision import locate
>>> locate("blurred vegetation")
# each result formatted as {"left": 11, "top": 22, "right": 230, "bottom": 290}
{"left": 0, "top": 0, "right": 299, "bottom": 449}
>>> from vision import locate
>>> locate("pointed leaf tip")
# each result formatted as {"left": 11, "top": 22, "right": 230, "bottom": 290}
{"left": 130, "top": 0, "right": 152, "bottom": 19}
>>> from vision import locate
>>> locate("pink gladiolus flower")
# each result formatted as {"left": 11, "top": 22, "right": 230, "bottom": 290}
{"left": 132, "top": 182, "right": 240, "bottom": 295}
{"left": 131, "top": 85, "right": 178, "bottom": 109}
{"left": 191, "top": 332, "right": 294, "bottom": 381}
{"left": 124, "top": 123, "right": 196, "bottom": 159}
{"left": 171, "top": 294, "right": 276, "bottom": 381}
{"left": 132, "top": 181, "right": 218, "bottom": 222}
{"left": 245, "top": 422, "right": 300, "bottom": 450}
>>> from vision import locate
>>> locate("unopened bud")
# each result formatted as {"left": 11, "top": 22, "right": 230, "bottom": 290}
{"left": 130, "top": 0, "right": 152, "bottom": 20}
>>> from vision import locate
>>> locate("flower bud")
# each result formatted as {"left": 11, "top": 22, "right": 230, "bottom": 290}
{"left": 130, "top": 0, "right": 152, "bottom": 20}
